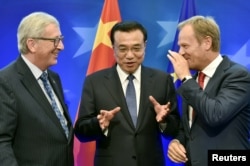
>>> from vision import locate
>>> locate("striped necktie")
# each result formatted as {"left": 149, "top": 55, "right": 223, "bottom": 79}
{"left": 40, "top": 72, "right": 69, "bottom": 138}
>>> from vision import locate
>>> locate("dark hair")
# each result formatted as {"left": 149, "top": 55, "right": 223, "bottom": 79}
{"left": 110, "top": 21, "right": 147, "bottom": 45}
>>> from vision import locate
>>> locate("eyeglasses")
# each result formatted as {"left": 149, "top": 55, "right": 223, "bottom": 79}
{"left": 32, "top": 36, "right": 64, "bottom": 47}
{"left": 114, "top": 45, "right": 145, "bottom": 55}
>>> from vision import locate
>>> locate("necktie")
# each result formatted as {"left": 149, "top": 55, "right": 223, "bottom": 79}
{"left": 192, "top": 72, "right": 206, "bottom": 122}
{"left": 198, "top": 72, "right": 206, "bottom": 89}
{"left": 126, "top": 74, "right": 137, "bottom": 126}
{"left": 40, "top": 72, "right": 69, "bottom": 138}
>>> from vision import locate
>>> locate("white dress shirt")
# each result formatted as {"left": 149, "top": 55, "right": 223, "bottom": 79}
{"left": 116, "top": 65, "right": 141, "bottom": 116}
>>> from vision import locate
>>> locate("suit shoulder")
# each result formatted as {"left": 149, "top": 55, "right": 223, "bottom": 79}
{"left": 225, "top": 58, "right": 250, "bottom": 76}
{"left": 86, "top": 68, "right": 113, "bottom": 79}
{"left": 48, "top": 69, "right": 60, "bottom": 78}
{"left": 143, "top": 66, "right": 171, "bottom": 77}
{"left": 0, "top": 61, "right": 17, "bottom": 77}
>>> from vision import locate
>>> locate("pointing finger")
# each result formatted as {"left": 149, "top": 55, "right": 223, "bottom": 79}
{"left": 149, "top": 95, "right": 159, "bottom": 106}
{"left": 111, "top": 107, "right": 121, "bottom": 115}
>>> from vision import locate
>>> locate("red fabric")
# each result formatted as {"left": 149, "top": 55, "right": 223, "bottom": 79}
{"left": 73, "top": 0, "right": 121, "bottom": 166}
{"left": 198, "top": 72, "right": 206, "bottom": 89}
{"left": 193, "top": 72, "right": 206, "bottom": 120}
{"left": 86, "top": 0, "right": 121, "bottom": 75}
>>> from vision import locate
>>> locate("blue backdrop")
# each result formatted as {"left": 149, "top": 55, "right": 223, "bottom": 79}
{"left": 1, "top": 0, "right": 250, "bottom": 165}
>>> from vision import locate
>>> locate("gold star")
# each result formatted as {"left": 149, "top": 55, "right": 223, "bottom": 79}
{"left": 171, "top": 72, "right": 179, "bottom": 83}
{"left": 92, "top": 19, "right": 118, "bottom": 50}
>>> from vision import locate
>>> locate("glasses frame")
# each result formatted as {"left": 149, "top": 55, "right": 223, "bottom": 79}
{"left": 32, "top": 36, "right": 64, "bottom": 47}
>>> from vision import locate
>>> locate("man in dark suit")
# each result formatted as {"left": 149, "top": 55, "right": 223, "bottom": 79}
{"left": 167, "top": 15, "right": 250, "bottom": 166}
{"left": 74, "top": 21, "right": 180, "bottom": 166}
{"left": 0, "top": 12, "right": 74, "bottom": 166}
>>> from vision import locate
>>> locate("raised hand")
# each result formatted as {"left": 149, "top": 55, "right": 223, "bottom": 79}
{"left": 97, "top": 107, "right": 121, "bottom": 131}
{"left": 149, "top": 95, "right": 170, "bottom": 123}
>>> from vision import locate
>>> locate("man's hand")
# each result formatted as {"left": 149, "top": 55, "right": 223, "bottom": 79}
{"left": 97, "top": 107, "right": 120, "bottom": 131}
{"left": 167, "top": 50, "right": 191, "bottom": 80}
{"left": 149, "top": 95, "right": 170, "bottom": 123}
{"left": 168, "top": 139, "right": 188, "bottom": 163}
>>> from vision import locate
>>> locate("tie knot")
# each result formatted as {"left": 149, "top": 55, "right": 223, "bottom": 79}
{"left": 127, "top": 74, "right": 135, "bottom": 81}
{"left": 40, "top": 72, "right": 48, "bottom": 82}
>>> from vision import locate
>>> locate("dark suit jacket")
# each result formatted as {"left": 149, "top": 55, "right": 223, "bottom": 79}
{"left": 75, "top": 65, "right": 180, "bottom": 166}
{"left": 176, "top": 56, "right": 250, "bottom": 166}
{"left": 0, "top": 56, "right": 74, "bottom": 166}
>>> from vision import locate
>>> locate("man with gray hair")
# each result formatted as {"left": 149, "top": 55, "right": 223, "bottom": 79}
{"left": 0, "top": 12, "right": 74, "bottom": 166}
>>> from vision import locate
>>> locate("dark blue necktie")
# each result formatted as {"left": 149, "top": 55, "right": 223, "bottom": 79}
{"left": 126, "top": 74, "right": 137, "bottom": 126}
{"left": 40, "top": 72, "right": 69, "bottom": 138}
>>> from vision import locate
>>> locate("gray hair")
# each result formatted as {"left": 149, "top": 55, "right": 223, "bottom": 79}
{"left": 17, "top": 12, "right": 60, "bottom": 54}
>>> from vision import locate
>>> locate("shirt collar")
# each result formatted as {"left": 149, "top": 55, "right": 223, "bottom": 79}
{"left": 21, "top": 55, "right": 46, "bottom": 79}
{"left": 116, "top": 65, "right": 141, "bottom": 83}
{"left": 202, "top": 54, "right": 223, "bottom": 78}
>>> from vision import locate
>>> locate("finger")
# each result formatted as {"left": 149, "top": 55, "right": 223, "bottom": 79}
{"left": 111, "top": 107, "right": 121, "bottom": 115}
{"left": 173, "top": 143, "right": 188, "bottom": 162}
{"left": 149, "top": 95, "right": 159, "bottom": 106}
{"left": 178, "top": 143, "right": 187, "bottom": 155}
{"left": 100, "top": 110, "right": 107, "bottom": 116}
{"left": 168, "top": 146, "right": 184, "bottom": 163}
{"left": 156, "top": 112, "right": 167, "bottom": 122}
{"left": 168, "top": 152, "right": 186, "bottom": 163}
{"left": 168, "top": 143, "right": 187, "bottom": 163}
{"left": 167, "top": 50, "right": 175, "bottom": 61}
{"left": 168, "top": 50, "right": 174, "bottom": 57}
{"left": 168, "top": 152, "right": 183, "bottom": 163}
{"left": 105, "top": 107, "right": 121, "bottom": 121}
{"left": 97, "top": 114, "right": 101, "bottom": 120}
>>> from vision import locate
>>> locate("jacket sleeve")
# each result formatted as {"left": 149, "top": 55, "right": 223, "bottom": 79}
{"left": 0, "top": 75, "right": 19, "bottom": 166}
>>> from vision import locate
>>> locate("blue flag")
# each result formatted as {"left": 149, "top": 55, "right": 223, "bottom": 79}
{"left": 167, "top": 0, "right": 197, "bottom": 88}
{"left": 165, "top": 1, "right": 197, "bottom": 166}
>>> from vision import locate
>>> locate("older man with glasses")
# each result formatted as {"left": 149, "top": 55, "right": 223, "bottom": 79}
{"left": 0, "top": 12, "right": 73, "bottom": 166}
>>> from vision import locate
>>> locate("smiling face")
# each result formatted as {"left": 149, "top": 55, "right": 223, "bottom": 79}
{"left": 113, "top": 29, "right": 146, "bottom": 74}
{"left": 178, "top": 24, "right": 212, "bottom": 71}
{"left": 27, "top": 23, "right": 64, "bottom": 71}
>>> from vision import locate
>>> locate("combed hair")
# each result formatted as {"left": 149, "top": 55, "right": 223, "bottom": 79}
{"left": 178, "top": 15, "right": 220, "bottom": 52}
{"left": 17, "top": 12, "right": 59, "bottom": 54}
{"left": 110, "top": 21, "right": 147, "bottom": 45}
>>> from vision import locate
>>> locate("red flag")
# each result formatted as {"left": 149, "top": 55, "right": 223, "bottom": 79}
{"left": 73, "top": 0, "right": 121, "bottom": 166}
{"left": 87, "top": 0, "right": 121, "bottom": 75}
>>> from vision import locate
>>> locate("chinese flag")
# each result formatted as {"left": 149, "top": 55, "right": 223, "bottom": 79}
{"left": 87, "top": 0, "right": 121, "bottom": 75}
{"left": 73, "top": 0, "right": 121, "bottom": 166}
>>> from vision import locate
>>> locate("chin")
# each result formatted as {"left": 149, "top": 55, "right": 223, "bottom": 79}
{"left": 51, "top": 60, "right": 58, "bottom": 66}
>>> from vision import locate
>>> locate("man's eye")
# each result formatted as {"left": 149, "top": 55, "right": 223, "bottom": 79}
{"left": 133, "top": 48, "right": 141, "bottom": 52}
{"left": 119, "top": 48, "right": 127, "bottom": 52}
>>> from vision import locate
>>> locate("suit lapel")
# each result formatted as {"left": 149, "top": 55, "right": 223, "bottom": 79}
{"left": 48, "top": 72, "right": 73, "bottom": 140}
{"left": 48, "top": 73, "right": 72, "bottom": 123}
{"left": 136, "top": 67, "right": 153, "bottom": 130}
{"left": 16, "top": 57, "right": 69, "bottom": 138}
{"left": 103, "top": 67, "right": 136, "bottom": 129}
{"left": 191, "top": 56, "right": 230, "bottom": 127}
{"left": 205, "top": 56, "right": 230, "bottom": 93}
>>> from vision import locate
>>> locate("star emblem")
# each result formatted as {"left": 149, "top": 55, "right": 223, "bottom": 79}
{"left": 157, "top": 21, "right": 178, "bottom": 47}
